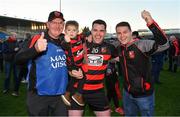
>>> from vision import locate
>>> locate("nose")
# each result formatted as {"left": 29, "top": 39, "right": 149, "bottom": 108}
{"left": 121, "top": 33, "right": 126, "bottom": 39}
{"left": 70, "top": 31, "right": 74, "bottom": 35}
{"left": 96, "top": 31, "right": 101, "bottom": 36}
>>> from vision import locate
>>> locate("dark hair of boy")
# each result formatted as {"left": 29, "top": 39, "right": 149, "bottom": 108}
{"left": 65, "top": 20, "right": 79, "bottom": 29}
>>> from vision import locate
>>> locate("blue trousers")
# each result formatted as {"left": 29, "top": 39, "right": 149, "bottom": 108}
{"left": 123, "top": 89, "right": 155, "bottom": 116}
{"left": 151, "top": 60, "right": 163, "bottom": 82}
{"left": 4, "top": 61, "right": 18, "bottom": 92}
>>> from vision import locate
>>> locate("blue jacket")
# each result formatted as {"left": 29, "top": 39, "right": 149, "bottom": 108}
{"left": 15, "top": 32, "right": 68, "bottom": 95}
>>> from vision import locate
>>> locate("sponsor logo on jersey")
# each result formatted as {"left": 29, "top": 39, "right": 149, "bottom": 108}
{"left": 92, "top": 47, "right": 99, "bottom": 53}
{"left": 77, "top": 50, "right": 84, "bottom": 57}
{"left": 87, "top": 54, "right": 103, "bottom": 66}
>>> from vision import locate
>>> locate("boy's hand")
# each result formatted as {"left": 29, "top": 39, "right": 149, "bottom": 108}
{"left": 35, "top": 32, "right": 47, "bottom": 53}
{"left": 141, "top": 10, "right": 153, "bottom": 25}
{"left": 64, "top": 35, "right": 71, "bottom": 42}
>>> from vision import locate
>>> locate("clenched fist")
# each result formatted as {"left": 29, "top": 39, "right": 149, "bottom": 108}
{"left": 141, "top": 10, "right": 153, "bottom": 25}
{"left": 35, "top": 32, "right": 47, "bottom": 53}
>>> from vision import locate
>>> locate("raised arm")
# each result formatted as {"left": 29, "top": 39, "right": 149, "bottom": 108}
{"left": 139, "top": 10, "right": 169, "bottom": 55}
{"left": 141, "top": 10, "right": 168, "bottom": 45}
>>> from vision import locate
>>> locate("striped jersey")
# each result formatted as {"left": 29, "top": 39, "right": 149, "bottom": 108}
{"left": 65, "top": 35, "right": 84, "bottom": 70}
{"left": 81, "top": 41, "right": 117, "bottom": 92}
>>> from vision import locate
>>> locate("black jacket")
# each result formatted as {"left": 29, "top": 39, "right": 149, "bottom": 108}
{"left": 3, "top": 39, "right": 19, "bottom": 61}
{"left": 117, "top": 21, "right": 169, "bottom": 97}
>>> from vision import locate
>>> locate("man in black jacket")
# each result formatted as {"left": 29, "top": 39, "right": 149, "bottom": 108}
{"left": 2, "top": 32, "right": 19, "bottom": 96}
{"left": 115, "top": 10, "right": 169, "bottom": 116}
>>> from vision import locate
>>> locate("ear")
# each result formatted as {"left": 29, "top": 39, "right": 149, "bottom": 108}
{"left": 46, "top": 22, "right": 49, "bottom": 29}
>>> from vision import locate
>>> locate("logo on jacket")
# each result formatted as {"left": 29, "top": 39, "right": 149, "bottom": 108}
{"left": 128, "top": 51, "right": 135, "bottom": 59}
{"left": 50, "top": 55, "right": 67, "bottom": 68}
{"left": 101, "top": 47, "right": 107, "bottom": 53}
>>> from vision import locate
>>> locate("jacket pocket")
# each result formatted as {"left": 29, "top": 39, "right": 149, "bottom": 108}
{"left": 129, "top": 77, "right": 145, "bottom": 94}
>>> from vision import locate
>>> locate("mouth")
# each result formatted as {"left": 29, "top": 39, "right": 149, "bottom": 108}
{"left": 95, "top": 36, "right": 101, "bottom": 40}
{"left": 119, "top": 38, "right": 126, "bottom": 43}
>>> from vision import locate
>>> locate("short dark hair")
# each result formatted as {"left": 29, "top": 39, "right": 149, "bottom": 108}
{"left": 92, "top": 19, "right": 107, "bottom": 30}
{"left": 116, "top": 21, "right": 131, "bottom": 31}
{"left": 132, "top": 31, "right": 139, "bottom": 37}
{"left": 65, "top": 20, "right": 79, "bottom": 29}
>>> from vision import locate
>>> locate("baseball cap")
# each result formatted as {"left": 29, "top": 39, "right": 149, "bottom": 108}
{"left": 48, "top": 11, "right": 65, "bottom": 21}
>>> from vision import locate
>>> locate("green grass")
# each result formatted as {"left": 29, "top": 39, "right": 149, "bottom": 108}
{"left": 0, "top": 73, "right": 27, "bottom": 116}
{"left": 0, "top": 63, "right": 180, "bottom": 116}
{"left": 155, "top": 70, "right": 180, "bottom": 115}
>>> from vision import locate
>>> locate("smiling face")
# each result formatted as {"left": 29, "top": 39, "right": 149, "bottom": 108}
{"left": 65, "top": 25, "right": 79, "bottom": 39}
{"left": 116, "top": 26, "right": 133, "bottom": 45}
{"left": 46, "top": 18, "right": 65, "bottom": 39}
{"left": 91, "top": 23, "right": 106, "bottom": 44}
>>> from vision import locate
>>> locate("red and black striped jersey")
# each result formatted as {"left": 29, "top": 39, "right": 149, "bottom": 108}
{"left": 65, "top": 35, "right": 84, "bottom": 70}
{"left": 81, "top": 41, "right": 117, "bottom": 92}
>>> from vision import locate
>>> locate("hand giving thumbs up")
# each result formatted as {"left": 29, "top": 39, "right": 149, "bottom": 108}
{"left": 35, "top": 32, "right": 47, "bottom": 53}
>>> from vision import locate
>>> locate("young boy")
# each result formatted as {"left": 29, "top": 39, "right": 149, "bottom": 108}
{"left": 61, "top": 20, "right": 86, "bottom": 106}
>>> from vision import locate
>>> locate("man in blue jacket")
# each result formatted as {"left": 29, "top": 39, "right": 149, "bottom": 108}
{"left": 15, "top": 11, "right": 68, "bottom": 116}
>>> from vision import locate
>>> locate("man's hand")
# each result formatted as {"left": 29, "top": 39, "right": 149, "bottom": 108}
{"left": 141, "top": 10, "right": 153, "bottom": 25}
{"left": 34, "top": 32, "right": 47, "bottom": 53}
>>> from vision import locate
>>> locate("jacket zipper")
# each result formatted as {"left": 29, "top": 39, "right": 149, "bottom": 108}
{"left": 122, "top": 49, "right": 131, "bottom": 92}
{"left": 141, "top": 78, "right": 144, "bottom": 92}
